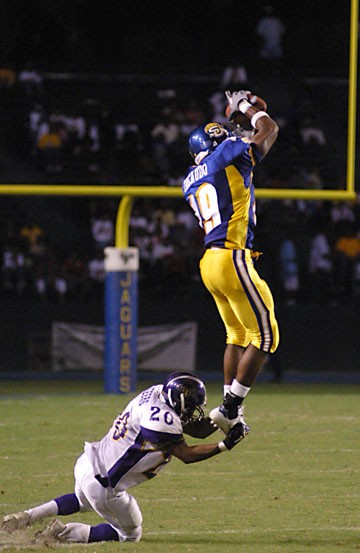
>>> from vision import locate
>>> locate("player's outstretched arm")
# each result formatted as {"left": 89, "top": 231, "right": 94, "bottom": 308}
{"left": 249, "top": 109, "right": 279, "bottom": 159}
{"left": 225, "top": 90, "right": 279, "bottom": 159}
{"left": 167, "top": 423, "right": 246, "bottom": 464}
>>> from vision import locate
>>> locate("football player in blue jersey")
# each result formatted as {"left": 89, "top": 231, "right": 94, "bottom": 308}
{"left": 183, "top": 90, "right": 280, "bottom": 437}
{"left": 1, "top": 372, "right": 244, "bottom": 544}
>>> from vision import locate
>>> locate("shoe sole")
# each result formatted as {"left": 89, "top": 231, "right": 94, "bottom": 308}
{"left": 209, "top": 408, "right": 250, "bottom": 435}
{"left": 35, "top": 519, "right": 66, "bottom": 541}
{"left": 1, "top": 513, "right": 31, "bottom": 533}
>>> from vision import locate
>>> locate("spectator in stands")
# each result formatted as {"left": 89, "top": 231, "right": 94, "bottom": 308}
{"left": 19, "top": 221, "right": 44, "bottom": 253}
{"left": 354, "top": 258, "right": 360, "bottom": 296}
{"left": 150, "top": 211, "right": 170, "bottom": 244}
{"left": 207, "top": 91, "right": 230, "bottom": 127}
{"left": 151, "top": 107, "right": 181, "bottom": 181}
{"left": 299, "top": 116, "right": 327, "bottom": 147}
{"left": 308, "top": 224, "right": 334, "bottom": 304}
{"left": 28, "top": 104, "right": 45, "bottom": 150}
{"left": 174, "top": 204, "right": 198, "bottom": 242}
{"left": 182, "top": 98, "right": 206, "bottom": 128}
{"left": 0, "top": 65, "right": 16, "bottom": 91}
{"left": 51, "top": 111, "right": 71, "bottom": 156}
{"left": 130, "top": 202, "right": 151, "bottom": 233}
{"left": 18, "top": 63, "right": 43, "bottom": 97}
{"left": 53, "top": 274, "right": 68, "bottom": 302}
{"left": 278, "top": 232, "right": 299, "bottom": 305}
{"left": 220, "top": 64, "right": 248, "bottom": 90}
{"left": 153, "top": 199, "right": 176, "bottom": 230}
{"left": 330, "top": 201, "right": 356, "bottom": 226}
{"left": 303, "top": 166, "right": 324, "bottom": 190}
{"left": 1, "top": 246, "right": 27, "bottom": 294}
{"left": 150, "top": 233, "right": 175, "bottom": 291}
{"left": 58, "top": 251, "right": 87, "bottom": 298}
{"left": 114, "top": 123, "right": 145, "bottom": 182}
{"left": 90, "top": 212, "right": 114, "bottom": 251}
{"left": 80, "top": 118, "right": 101, "bottom": 175}
{"left": 68, "top": 111, "right": 87, "bottom": 144}
{"left": 333, "top": 223, "right": 360, "bottom": 298}
{"left": 36, "top": 122, "right": 63, "bottom": 173}
{"left": 255, "top": 5, "right": 285, "bottom": 63}
{"left": 129, "top": 201, "right": 155, "bottom": 279}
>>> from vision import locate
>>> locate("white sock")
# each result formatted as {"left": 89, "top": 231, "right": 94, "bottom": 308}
{"left": 26, "top": 500, "right": 58, "bottom": 522}
{"left": 223, "top": 384, "right": 231, "bottom": 397}
{"left": 230, "top": 380, "right": 251, "bottom": 399}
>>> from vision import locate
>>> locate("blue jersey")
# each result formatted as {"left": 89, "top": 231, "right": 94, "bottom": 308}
{"left": 182, "top": 136, "right": 261, "bottom": 250}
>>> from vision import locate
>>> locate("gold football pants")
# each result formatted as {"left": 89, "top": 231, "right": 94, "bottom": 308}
{"left": 200, "top": 248, "right": 279, "bottom": 353}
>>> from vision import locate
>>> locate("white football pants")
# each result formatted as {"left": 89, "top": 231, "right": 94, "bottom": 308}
{"left": 73, "top": 452, "right": 142, "bottom": 542}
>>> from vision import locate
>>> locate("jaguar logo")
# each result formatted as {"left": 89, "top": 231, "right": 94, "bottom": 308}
{"left": 120, "top": 251, "right": 135, "bottom": 264}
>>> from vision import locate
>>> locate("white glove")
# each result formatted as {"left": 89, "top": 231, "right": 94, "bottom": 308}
{"left": 225, "top": 90, "right": 252, "bottom": 119}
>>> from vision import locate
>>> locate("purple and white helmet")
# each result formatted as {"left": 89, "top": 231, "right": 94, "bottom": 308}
{"left": 162, "top": 371, "right": 207, "bottom": 424}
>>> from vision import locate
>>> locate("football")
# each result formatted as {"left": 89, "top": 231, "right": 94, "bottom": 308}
{"left": 225, "top": 93, "right": 268, "bottom": 128}
{"left": 182, "top": 416, "right": 218, "bottom": 438}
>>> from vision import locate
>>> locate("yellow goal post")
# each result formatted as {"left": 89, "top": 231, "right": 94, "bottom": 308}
{"left": 0, "top": 182, "right": 356, "bottom": 248}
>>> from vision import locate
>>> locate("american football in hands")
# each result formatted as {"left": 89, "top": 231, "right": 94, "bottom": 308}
{"left": 225, "top": 92, "right": 268, "bottom": 128}
{"left": 182, "top": 416, "right": 218, "bottom": 438}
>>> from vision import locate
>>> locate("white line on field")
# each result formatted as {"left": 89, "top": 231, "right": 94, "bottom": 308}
{"left": 145, "top": 526, "right": 360, "bottom": 536}
{"left": 139, "top": 493, "right": 360, "bottom": 501}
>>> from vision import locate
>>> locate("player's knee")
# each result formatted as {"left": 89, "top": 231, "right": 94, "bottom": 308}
{"left": 124, "top": 524, "right": 142, "bottom": 542}
{"left": 108, "top": 492, "right": 142, "bottom": 529}
{"left": 119, "top": 497, "right": 142, "bottom": 541}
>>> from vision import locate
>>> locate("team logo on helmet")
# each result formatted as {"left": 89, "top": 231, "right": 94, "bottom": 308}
{"left": 204, "top": 122, "right": 227, "bottom": 140}
{"left": 188, "top": 122, "right": 229, "bottom": 163}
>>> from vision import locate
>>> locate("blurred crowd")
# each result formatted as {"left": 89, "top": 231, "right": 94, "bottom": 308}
{"left": 0, "top": 56, "right": 348, "bottom": 190}
{"left": 0, "top": 54, "right": 358, "bottom": 307}
{"left": 1, "top": 194, "right": 360, "bottom": 306}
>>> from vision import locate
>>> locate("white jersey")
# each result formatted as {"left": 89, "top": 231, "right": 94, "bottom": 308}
{"left": 84, "top": 385, "right": 183, "bottom": 492}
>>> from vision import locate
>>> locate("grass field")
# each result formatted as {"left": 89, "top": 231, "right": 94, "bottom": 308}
{"left": 0, "top": 379, "right": 359, "bottom": 552}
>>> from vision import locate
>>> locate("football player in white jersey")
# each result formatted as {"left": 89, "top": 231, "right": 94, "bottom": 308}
{"left": 2, "top": 372, "right": 245, "bottom": 544}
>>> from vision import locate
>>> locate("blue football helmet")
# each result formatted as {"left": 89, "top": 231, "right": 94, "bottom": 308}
{"left": 162, "top": 371, "right": 207, "bottom": 424}
{"left": 188, "top": 122, "right": 229, "bottom": 163}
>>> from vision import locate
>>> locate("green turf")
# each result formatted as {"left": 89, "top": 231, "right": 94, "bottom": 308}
{"left": 0, "top": 381, "right": 359, "bottom": 552}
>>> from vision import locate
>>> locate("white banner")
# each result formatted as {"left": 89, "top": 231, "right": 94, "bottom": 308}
{"left": 51, "top": 321, "right": 197, "bottom": 372}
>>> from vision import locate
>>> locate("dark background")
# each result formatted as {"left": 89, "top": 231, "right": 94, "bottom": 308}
{"left": 0, "top": 0, "right": 351, "bottom": 77}
{"left": 0, "top": 0, "right": 358, "bottom": 380}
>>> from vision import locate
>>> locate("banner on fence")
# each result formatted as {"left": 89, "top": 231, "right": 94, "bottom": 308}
{"left": 51, "top": 321, "right": 197, "bottom": 372}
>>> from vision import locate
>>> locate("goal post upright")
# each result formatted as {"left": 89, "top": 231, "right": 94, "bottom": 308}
{"left": 0, "top": 0, "right": 357, "bottom": 392}
{"left": 346, "top": 0, "right": 358, "bottom": 197}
